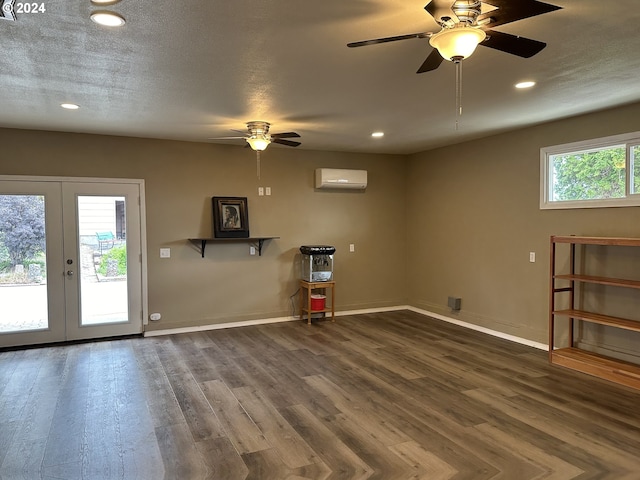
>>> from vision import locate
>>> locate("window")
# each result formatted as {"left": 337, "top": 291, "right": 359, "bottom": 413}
{"left": 633, "top": 145, "right": 640, "bottom": 194}
{"left": 541, "top": 132, "right": 640, "bottom": 209}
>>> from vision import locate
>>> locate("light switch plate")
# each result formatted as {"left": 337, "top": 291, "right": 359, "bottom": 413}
{"left": 160, "top": 248, "right": 171, "bottom": 258}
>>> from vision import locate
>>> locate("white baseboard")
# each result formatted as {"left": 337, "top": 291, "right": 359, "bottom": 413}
{"left": 144, "top": 316, "right": 296, "bottom": 337}
{"left": 144, "top": 304, "right": 549, "bottom": 351}
{"left": 143, "top": 305, "right": 408, "bottom": 337}
{"left": 406, "top": 306, "right": 548, "bottom": 351}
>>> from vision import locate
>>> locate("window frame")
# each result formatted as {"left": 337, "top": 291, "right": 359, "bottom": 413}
{"left": 540, "top": 131, "right": 640, "bottom": 209}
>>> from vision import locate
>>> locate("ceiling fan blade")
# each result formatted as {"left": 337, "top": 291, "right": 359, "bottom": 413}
{"left": 479, "top": 0, "right": 562, "bottom": 29}
{"left": 417, "top": 49, "right": 444, "bottom": 73}
{"left": 270, "top": 132, "right": 300, "bottom": 139}
{"left": 348, "top": 32, "right": 432, "bottom": 48}
{"left": 208, "top": 136, "right": 246, "bottom": 140}
{"left": 272, "top": 138, "right": 301, "bottom": 147}
{"left": 481, "top": 30, "right": 546, "bottom": 58}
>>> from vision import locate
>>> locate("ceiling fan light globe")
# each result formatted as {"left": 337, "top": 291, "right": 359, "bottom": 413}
{"left": 246, "top": 136, "right": 271, "bottom": 151}
{"left": 429, "top": 25, "right": 486, "bottom": 61}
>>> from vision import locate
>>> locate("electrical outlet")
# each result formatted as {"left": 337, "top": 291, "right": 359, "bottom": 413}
{"left": 349, "top": 243, "right": 355, "bottom": 252}
{"left": 529, "top": 252, "right": 536, "bottom": 263}
{"left": 149, "top": 313, "right": 161, "bottom": 321}
{"left": 160, "top": 248, "right": 170, "bottom": 258}
{"left": 258, "top": 187, "right": 264, "bottom": 196}
{"left": 250, "top": 246, "right": 256, "bottom": 255}
{"left": 265, "top": 187, "right": 271, "bottom": 196}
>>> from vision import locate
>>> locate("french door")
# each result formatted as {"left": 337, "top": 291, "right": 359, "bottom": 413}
{"left": 0, "top": 177, "right": 145, "bottom": 348}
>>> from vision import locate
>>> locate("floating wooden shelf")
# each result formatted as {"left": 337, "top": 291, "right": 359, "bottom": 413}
{"left": 189, "top": 237, "right": 279, "bottom": 257}
{"left": 549, "top": 235, "right": 640, "bottom": 391}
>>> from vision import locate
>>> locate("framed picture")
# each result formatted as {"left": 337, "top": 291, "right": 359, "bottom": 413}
{"left": 212, "top": 197, "right": 250, "bottom": 238}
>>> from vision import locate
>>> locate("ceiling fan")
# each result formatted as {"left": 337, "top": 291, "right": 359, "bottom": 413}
{"left": 347, "top": 0, "right": 562, "bottom": 73}
{"left": 210, "top": 121, "right": 301, "bottom": 151}
{"left": 210, "top": 121, "right": 301, "bottom": 179}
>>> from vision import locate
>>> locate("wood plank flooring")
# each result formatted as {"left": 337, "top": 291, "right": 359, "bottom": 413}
{"left": 1, "top": 310, "right": 639, "bottom": 479}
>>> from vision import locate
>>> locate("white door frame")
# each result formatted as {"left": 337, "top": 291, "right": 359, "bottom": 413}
{"left": 0, "top": 175, "right": 148, "bottom": 347}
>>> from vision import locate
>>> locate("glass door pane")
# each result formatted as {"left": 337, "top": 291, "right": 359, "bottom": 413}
{"left": 0, "top": 194, "right": 48, "bottom": 333}
{"left": 77, "top": 195, "right": 129, "bottom": 326}
{"left": 0, "top": 179, "right": 65, "bottom": 348}
{"left": 63, "top": 182, "right": 143, "bottom": 341}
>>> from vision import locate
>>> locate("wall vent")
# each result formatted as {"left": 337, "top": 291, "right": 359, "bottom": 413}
{"left": 448, "top": 296, "right": 462, "bottom": 311}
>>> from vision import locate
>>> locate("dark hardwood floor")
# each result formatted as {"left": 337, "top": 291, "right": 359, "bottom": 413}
{"left": 1, "top": 310, "right": 639, "bottom": 479}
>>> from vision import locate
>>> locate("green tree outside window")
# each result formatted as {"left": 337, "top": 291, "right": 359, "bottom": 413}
{"left": 551, "top": 146, "right": 626, "bottom": 201}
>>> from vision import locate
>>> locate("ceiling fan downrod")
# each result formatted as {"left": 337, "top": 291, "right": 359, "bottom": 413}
{"left": 256, "top": 150, "right": 261, "bottom": 179}
{"left": 454, "top": 56, "right": 463, "bottom": 131}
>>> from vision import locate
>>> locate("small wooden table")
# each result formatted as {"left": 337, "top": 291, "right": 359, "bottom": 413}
{"left": 299, "top": 280, "right": 335, "bottom": 325}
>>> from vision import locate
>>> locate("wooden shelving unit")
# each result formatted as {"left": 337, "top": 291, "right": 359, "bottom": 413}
{"left": 549, "top": 235, "right": 640, "bottom": 390}
{"left": 299, "top": 280, "right": 335, "bottom": 325}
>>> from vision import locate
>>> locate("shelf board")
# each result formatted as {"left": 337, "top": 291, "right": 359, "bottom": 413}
{"left": 300, "top": 280, "right": 336, "bottom": 288}
{"left": 551, "top": 347, "right": 640, "bottom": 390}
{"left": 553, "top": 309, "right": 640, "bottom": 332}
{"left": 554, "top": 274, "right": 640, "bottom": 290}
{"left": 551, "top": 235, "right": 640, "bottom": 247}
{"left": 301, "top": 307, "right": 333, "bottom": 314}
{"left": 189, "top": 237, "right": 279, "bottom": 257}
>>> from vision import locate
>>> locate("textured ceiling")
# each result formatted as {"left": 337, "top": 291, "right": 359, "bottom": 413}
{"left": 2, "top": 0, "right": 640, "bottom": 155}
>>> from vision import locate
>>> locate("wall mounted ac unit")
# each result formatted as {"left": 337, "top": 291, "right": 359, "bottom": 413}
{"left": 315, "top": 168, "right": 368, "bottom": 190}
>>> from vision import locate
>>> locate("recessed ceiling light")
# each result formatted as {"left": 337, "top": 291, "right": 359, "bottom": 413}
{"left": 90, "top": 0, "right": 121, "bottom": 4}
{"left": 60, "top": 103, "right": 80, "bottom": 110}
{"left": 515, "top": 81, "right": 536, "bottom": 89}
{"left": 90, "top": 11, "right": 125, "bottom": 27}
{"left": 371, "top": 132, "right": 384, "bottom": 138}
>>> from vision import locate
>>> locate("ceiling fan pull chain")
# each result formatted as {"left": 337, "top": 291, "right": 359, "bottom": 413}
{"left": 256, "top": 150, "right": 261, "bottom": 179}
{"left": 455, "top": 59, "right": 463, "bottom": 131}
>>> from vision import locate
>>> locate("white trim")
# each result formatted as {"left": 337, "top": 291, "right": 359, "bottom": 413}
{"left": 0, "top": 174, "right": 149, "bottom": 335}
{"left": 144, "top": 304, "right": 548, "bottom": 351}
{"left": 137, "top": 180, "right": 149, "bottom": 327}
{"left": 0, "top": 175, "right": 145, "bottom": 184}
{"left": 143, "top": 305, "right": 408, "bottom": 337}
{"left": 334, "top": 305, "right": 409, "bottom": 317}
{"left": 144, "top": 316, "right": 298, "bottom": 336}
{"left": 406, "top": 306, "right": 548, "bottom": 350}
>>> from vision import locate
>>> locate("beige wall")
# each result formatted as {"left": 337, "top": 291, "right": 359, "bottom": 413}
{"left": 2, "top": 101, "right": 640, "bottom": 347}
{"left": 406, "top": 102, "right": 640, "bottom": 357}
{"left": 0, "top": 128, "right": 407, "bottom": 331}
